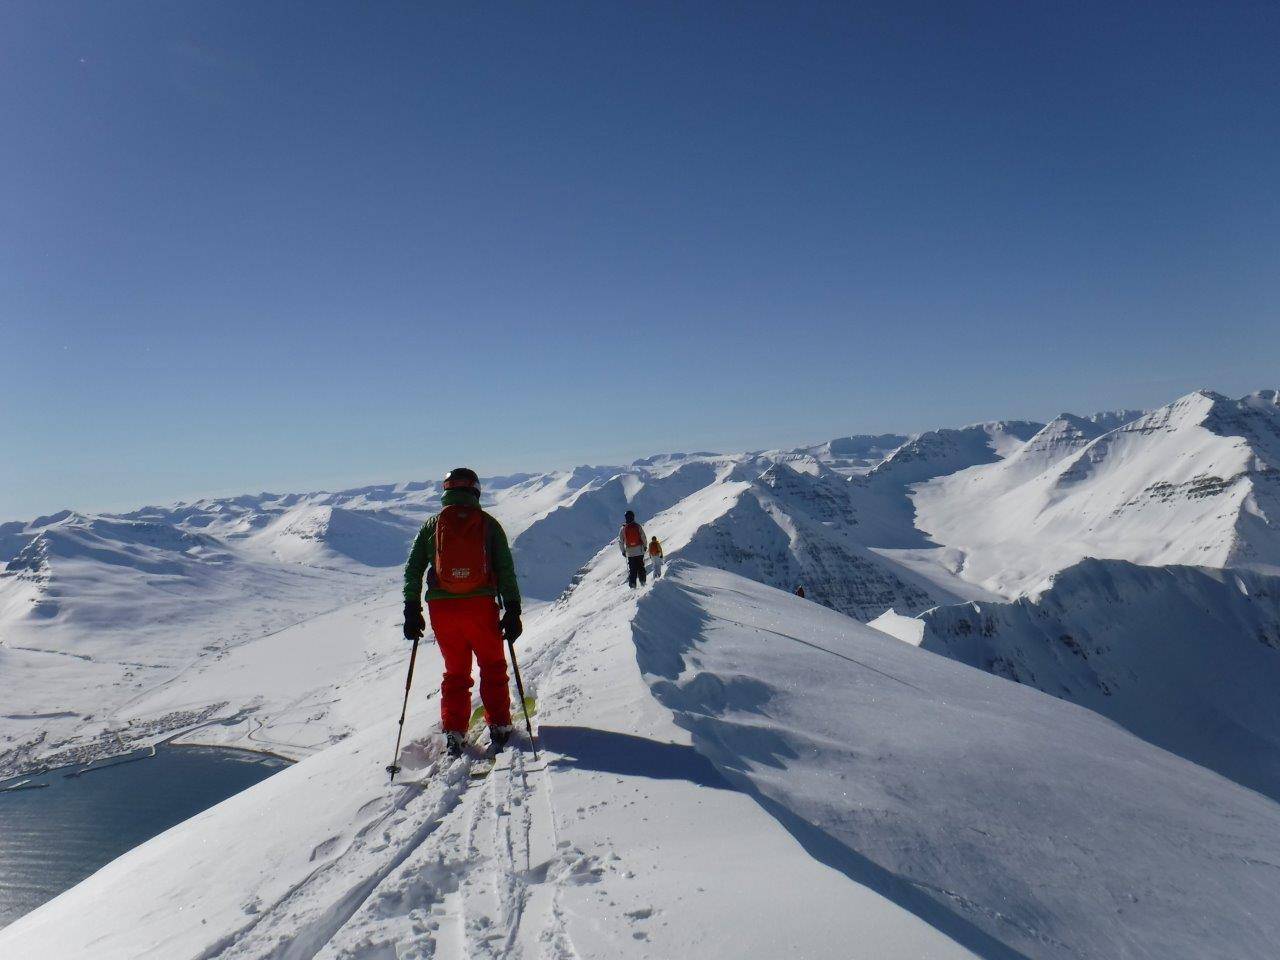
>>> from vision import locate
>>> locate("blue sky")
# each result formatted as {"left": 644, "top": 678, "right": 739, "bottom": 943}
{"left": 2, "top": 1, "right": 1277, "bottom": 520}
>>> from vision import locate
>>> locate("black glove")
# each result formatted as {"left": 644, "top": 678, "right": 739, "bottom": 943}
{"left": 501, "top": 604, "right": 523, "bottom": 644}
{"left": 404, "top": 599, "right": 425, "bottom": 641}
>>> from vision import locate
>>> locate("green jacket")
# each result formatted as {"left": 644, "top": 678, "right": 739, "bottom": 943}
{"left": 403, "top": 490, "right": 521, "bottom": 608}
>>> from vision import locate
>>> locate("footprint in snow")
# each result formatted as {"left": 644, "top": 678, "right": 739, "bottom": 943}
{"left": 309, "top": 836, "right": 342, "bottom": 862}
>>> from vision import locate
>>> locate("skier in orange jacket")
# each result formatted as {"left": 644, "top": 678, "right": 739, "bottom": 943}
{"left": 618, "top": 510, "right": 648, "bottom": 588}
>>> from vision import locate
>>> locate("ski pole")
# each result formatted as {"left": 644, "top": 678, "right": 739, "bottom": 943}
{"left": 386, "top": 634, "right": 421, "bottom": 782}
{"left": 507, "top": 638, "right": 538, "bottom": 761}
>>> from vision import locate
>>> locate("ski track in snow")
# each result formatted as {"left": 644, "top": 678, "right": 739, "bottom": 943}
{"left": 207, "top": 623, "right": 587, "bottom": 960}
{"left": 207, "top": 753, "right": 471, "bottom": 960}
{"left": 313, "top": 753, "right": 569, "bottom": 960}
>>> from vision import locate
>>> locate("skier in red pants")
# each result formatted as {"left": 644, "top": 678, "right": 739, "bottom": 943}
{"left": 402, "top": 467, "right": 523, "bottom": 758}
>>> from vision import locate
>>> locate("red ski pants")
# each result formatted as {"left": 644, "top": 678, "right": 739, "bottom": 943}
{"left": 428, "top": 596, "right": 511, "bottom": 733}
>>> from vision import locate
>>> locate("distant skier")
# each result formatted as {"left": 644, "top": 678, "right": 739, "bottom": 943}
{"left": 648, "top": 536, "right": 664, "bottom": 579}
{"left": 403, "top": 467, "right": 523, "bottom": 758}
{"left": 795, "top": 585, "right": 806, "bottom": 599}
{"left": 618, "top": 510, "right": 648, "bottom": 589}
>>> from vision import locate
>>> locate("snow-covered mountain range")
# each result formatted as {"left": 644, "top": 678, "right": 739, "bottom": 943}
{"left": 3, "top": 386, "right": 1280, "bottom": 958}
{"left": 913, "top": 389, "right": 1280, "bottom": 593}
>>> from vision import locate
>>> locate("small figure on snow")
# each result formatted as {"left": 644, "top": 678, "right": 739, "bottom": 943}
{"left": 619, "top": 510, "right": 649, "bottom": 589}
{"left": 403, "top": 468, "right": 523, "bottom": 758}
{"left": 648, "top": 536, "right": 664, "bottom": 579}
{"left": 794, "top": 585, "right": 806, "bottom": 599}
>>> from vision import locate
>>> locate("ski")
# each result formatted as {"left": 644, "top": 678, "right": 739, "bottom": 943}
{"left": 467, "top": 696, "right": 537, "bottom": 779}
{"left": 389, "top": 696, "right": 536, "bottom": 785}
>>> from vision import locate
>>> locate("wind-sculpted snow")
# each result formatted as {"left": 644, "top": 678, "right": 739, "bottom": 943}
{"left": 633, "top": 564, "right": 1280, "bottom": 960}
{"left": 909, "top": 557, "right": 1280, "bottom": 801}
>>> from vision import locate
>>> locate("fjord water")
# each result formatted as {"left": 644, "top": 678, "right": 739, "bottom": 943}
{"left": 0, "top": 746, "right": 287, "bottom": 928}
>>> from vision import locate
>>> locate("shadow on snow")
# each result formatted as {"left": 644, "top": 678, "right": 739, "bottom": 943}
{"left": 538, "top": 726, "right": 731, "bottom": 790}
{"left": 629, "top": 572, "right": 1033, "bottom": 960}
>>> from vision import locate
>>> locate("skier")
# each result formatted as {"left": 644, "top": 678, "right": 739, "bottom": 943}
{"left": 795, "top": 585, "right": 806, "bottom": 599}
{"left": 403, "top": 467, "right": 523, "bottom": 758}
{"left": 648, "top": 535, "right": 664, "bottom": 579}
{"left": 618, "top": 510, "right": 648, "bottom": 589}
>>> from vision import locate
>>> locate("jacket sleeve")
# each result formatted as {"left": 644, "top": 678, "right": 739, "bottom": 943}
{"left": 618, "top": 527, "right": 626, "bottom": 554}
{"left": 403, "top": 517, "right": 435, "bottom": 603}
{"left": 488, "top": 517, "right": 522, "bottom": 610}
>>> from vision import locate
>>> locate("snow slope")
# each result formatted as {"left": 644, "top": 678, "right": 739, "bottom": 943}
{"left": 633, "top": 564, "right": 1280, "bottom": 960}
{"left": 5, "top": 561, "right": 1279, "bottom": 959}
{"left": 914, "top": 390, "right": 1280, "bottom": 595}
{"left": 907, "top": 558, "right": 1280, "bottom": 802}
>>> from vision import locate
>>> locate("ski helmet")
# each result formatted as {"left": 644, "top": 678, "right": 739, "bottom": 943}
{"left": 624, "top": 510, "right": 636, "bottom": 522}
{"left": 442, "top": 467, "right": 481, "bottom": 496}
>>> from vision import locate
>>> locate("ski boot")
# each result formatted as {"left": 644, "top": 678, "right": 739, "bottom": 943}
{"left": 489, "top": 725, "right": 514, "bottom": 753}
{"left": 445, "top": 731, "right": 466, "bottom": 759}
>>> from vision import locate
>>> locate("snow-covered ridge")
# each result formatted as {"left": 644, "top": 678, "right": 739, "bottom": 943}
{"left": 5, "top": 560, "right": 1280, "bottom": 959}
{"left": 631, "top": 564, "right": 1280, "bottom": 960}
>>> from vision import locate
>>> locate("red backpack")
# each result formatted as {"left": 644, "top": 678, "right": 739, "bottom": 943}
{"left": 623, "top": 521, "right": 644, "bottom": 549}
{"left": 434, "top": 504, "right": 491, "bottom": 593}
